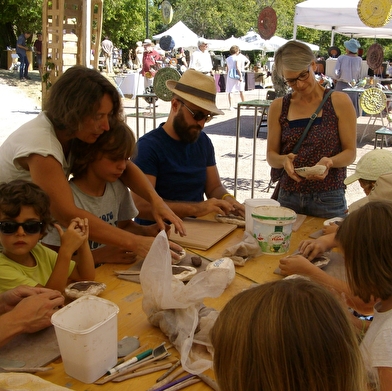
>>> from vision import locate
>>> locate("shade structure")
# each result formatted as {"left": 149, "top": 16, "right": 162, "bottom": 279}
{"left": 152, "top": 21, "right": 198, "bottom": 49}
{"left": 207, "top": 36, "right": 256, "bottom": 52}
{"left": 294, "top": 0, "right": 392, "bottom": 41}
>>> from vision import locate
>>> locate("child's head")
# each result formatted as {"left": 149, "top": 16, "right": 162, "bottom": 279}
{"left": 211, "top": 279, "right": 366, "bottom": 391}
{"left": 0, "top": 180, "right": 53, "bottom": 235}
{"left": 72, "top": 121, "right": 136, "bottom": 179}
{"left": 336, "top": 200, "right": 392, "bottom": 303}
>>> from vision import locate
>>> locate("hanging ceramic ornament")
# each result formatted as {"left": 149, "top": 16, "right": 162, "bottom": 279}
{"left": 161, "top": 0, "right": 173, "bottom": 24}
{"left": 357, "top": 0, "right": 392, "bottom": 28}
{"left": 258, "top": 6, "right": 277, "bottom": 40}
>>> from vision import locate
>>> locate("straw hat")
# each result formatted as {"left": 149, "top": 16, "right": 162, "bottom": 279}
{"left": 344, "top": 149, "right": 392, "bottom": 185}
{"left": 166, "top": 69, "right": 224, "bottom": 115}
{"left": 344, "top": 38, "right": 360, "bottom": 54}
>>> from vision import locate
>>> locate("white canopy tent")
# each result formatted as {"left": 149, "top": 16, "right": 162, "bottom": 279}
{"left": 240, "top": 30, "right": 319, "bottom": 52}
{"left": 207, "top": 36, "right": 256, "bottom": 52}
{"left": 152, "top": 21, "right": 199, "bottom": 49}
{"left": 293, "top": 0, "right": 392, "bottom": 44}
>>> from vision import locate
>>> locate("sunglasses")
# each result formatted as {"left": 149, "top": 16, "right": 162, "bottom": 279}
{"left": 177, "top": 100, "right": 214, "bottom": 123}
{"left": 0, "top": 221, "right": 43, "bottom": 235}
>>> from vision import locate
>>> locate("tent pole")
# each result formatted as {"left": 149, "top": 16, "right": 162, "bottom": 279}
{"left": 331, "top": 28, "right": 335, "bottom": 46}
{"left": 293, "top": 24, "right": 297, "bottom": 40}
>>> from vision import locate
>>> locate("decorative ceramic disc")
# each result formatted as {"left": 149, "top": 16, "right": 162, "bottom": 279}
{"left": 258, "top": 7, "right": 277, "bottom": 40}
{"left": 367, "top": 42, "right": 384, "bottom": 70}
{"left": 161, "top": 0, "right": 173, "bottom": 24}
{"left": 153, "top": 67, "right": 181, "bottom": 101}
{"left": 357, "top": 0, "right": 392, "bottom": 28}
{"left": 160, "top": 35, "right": 175, "bottom": 51}
{"left": 360, "top": 87, "right": 387, "bottom": 115}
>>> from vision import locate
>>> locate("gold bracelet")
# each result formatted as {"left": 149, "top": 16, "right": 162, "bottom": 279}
{"left": 222, "top": 193, "right": 235, "bottom": 200}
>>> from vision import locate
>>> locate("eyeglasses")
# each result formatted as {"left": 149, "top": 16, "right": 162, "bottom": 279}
{"left": 177, "top": 100, "right": 214, "bottom": 123}
{"left": 0, "top": 221, "right": 43, "bottom": 235}
{"left": 283, "top": 67, "right": 311, "bottom": 86}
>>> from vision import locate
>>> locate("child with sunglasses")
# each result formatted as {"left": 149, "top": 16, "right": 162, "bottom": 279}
{"left": 0, "top": 180, "right": 95, "bottom": 294}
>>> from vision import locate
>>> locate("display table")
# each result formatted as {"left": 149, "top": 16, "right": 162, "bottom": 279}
{"left": 126, "top": 94, "right": 168, "bottom": 139}
{"left": 325, "top": 58, "right": 369, "bottom": 80}
{"left": 234, "top": 99, "right": 273, "bottom": 198}
{"left": 114, "top": 72, "right": 144, "bottom": 98}
{"left": 35, "top": 214, "right": 328, "bottom": 390}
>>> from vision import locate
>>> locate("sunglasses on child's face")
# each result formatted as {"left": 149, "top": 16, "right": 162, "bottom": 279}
{"left": 0, "top": 221, "right": 43, "bottom": 235}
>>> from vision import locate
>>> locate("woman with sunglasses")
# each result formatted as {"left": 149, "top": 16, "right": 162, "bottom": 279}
{"left": 0, "top": 180, "right": 95, "bottom": 294}
{"left": 267, "top": 41, "right": 357, "bottom": 218}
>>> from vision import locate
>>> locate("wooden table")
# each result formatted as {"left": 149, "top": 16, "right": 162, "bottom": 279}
{"left": 37, "top": 215, "right": 324, "bottom": 389}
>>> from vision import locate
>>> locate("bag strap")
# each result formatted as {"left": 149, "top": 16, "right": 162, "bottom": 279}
{"left": 292, "top": 89, "right": 333, "bottom": 154}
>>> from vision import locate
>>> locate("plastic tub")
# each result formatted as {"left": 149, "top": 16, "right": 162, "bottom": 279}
{"left": 252, "top": 206, "right": 297, "bottom": 255}
{"left": 51, "top": 295, "right": 119, "bottom": 383}
{"left": 244, "top": 198, "right": 280, "bottom": 233}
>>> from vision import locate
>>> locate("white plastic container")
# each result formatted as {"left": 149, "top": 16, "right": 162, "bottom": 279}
{"left": 244, "top": 198, "right": 280, "bottom": 233}
{"left": 252, "top": 206, "right": 297, "bottom": 255}
{"left": 51, "top": 295, "right": 119, "bottom": 383}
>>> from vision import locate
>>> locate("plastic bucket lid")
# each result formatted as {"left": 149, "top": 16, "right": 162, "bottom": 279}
{"left": 252, "top": 206, "right": 297, "bottom": 224}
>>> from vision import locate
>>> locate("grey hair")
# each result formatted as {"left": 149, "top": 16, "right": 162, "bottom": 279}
{"left": 274, "top": 40, "right": 315, "bottom": 77}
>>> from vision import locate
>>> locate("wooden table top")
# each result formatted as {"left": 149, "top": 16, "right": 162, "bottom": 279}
{"left": 37, "top": 215, "right": 324, "bottom": 390}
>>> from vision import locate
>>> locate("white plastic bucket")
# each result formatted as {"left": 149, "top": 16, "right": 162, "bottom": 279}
{"left": 244, "top": 198, "right": 280, "bottom": 233}
{"left": 51, "top": 295, "right": 119, "bottom": 383}
{"left": 252, "top": 206, "right": 297, "bottom": 255}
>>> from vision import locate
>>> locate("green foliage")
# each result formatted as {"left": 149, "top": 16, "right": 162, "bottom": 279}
{"left": 1, "top": 0, "right": 392, "bottom": 64}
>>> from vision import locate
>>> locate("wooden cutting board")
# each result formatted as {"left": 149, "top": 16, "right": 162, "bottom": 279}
{"left": 170, "top": 218, "right": 237, "bottom": 250}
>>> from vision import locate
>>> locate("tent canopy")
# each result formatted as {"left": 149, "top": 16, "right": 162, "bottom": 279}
{"left": 152, "top": 21, "right": 198, "bottom": 49}
{"left": 293, "top": 0, "right": 392, "bottom": 42}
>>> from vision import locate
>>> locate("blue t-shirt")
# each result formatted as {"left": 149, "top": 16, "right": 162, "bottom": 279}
{"left": 133, "top": 124, "right": 216, "bottom": 223}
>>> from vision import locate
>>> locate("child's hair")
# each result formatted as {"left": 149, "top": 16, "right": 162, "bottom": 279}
{"left": 336, "top": 200, "right": 392, "bottom": 303}
{"left": 0, "top": 180, "right": 54, "bottom": 234}
{"left": 71, "top": 121, "right": 136, "bottom": 179}
{"left": 211, "top": 279, "right": 367, "bottom": 391}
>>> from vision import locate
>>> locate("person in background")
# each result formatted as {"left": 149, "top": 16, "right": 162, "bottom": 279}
{"left": 189, "top": 38, "right": 213, "bottom": 76}
{"left": 0, "top": 180, "right": 95, "bottom": 294}
{"left": 42, "top": 121, "right": 172, "bottom": 265}
{"left": 225, "top": 45, "right": 249, "bottom": 110}
{"left": 140, "top": 39, "right": 162, "bottom": 93}
{"left": 0, "top": 66, "right": 185, "bottom": 259}
{"left": 132, "top": 69, "right": 245, "bottom": 224}
{"left": 267, "top": 41, "right": 356, "bottom": 218}
{"left": 33, "top": 32, "right": 43, "bottom": 76}
{"left": 211, "top": 279, "right": 368, "bottom": 391}
{"left": 16, "top": 31, "right": 31, "bottom": 81}
{"left": 101, "top": 36, "right": 114, "bottom": 74}
{"left": 135, "top": 41, "right": 144, "bottom": 69}
{"left": 337, "top": 201, "right": 392, "bottom": 391}
{"left": 0, "top": 285, "right": 64, "bottom": 347}
{"left": 176, "top": 47, "right": 188, "bottom": 73}
{"left": 334, "top": 38, "right": 362, "bottom": 117}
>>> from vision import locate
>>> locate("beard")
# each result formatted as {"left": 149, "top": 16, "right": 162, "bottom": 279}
{"left": 173, "top": 108, "right": 202, "bottom": 144}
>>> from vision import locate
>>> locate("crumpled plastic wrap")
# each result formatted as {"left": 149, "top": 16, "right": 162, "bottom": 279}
{"left": 140, "top": 231, "right": 231, "bottom": 374}
{"left": 222, "top": 231, "right": 262, "bottom": 266}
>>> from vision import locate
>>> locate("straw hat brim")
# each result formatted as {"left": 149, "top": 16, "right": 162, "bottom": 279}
{"left": 166, "top": 80, "right": 224, "bottom": 115}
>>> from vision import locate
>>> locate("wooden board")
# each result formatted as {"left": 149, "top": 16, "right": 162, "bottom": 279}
{"left": 170, "top": 218, "right": 237, "bottom": 250}
{"left": 0, "top": 326, "right": 60, "bottom": 368}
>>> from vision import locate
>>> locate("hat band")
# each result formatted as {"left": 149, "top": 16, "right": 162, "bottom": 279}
{"left": 175, "top": 82, "right": 216, "bottom": 102}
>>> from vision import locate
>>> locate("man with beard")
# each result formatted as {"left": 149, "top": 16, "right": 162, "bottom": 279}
{"left": 132, "top": 69, "right": 244, "bottom": 225}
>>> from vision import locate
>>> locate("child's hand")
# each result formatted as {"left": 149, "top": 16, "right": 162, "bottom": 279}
{"left": 322, "top": 222, "right": 339, "bottom": 235}
{"left": 55, "top": 218, "right": 89, "bottom": 253}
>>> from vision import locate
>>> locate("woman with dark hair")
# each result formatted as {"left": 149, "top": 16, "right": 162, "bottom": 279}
{"left": 0, "top": 66, "right": 184, "bottom": 261}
